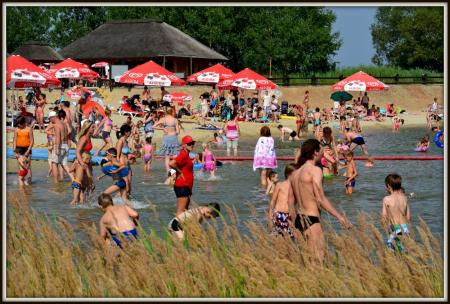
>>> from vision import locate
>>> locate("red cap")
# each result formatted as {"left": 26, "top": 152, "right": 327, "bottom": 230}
{"left": 181, "top": 135, "right": 195, "bottom": 145}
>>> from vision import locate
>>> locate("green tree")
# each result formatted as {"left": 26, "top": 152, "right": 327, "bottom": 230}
{"left": 371, "top": 7, "right": 443, "bottom": 71}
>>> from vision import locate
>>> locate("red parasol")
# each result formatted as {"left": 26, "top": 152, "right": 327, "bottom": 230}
{"left": 91, "top": 61, "right": 109, "bottom": 68}
{"left": 218, "top": 68, "right": 277, "bottom": 91}
{"left": 117, "top": 60, "right": 185, "bottom": 86}
{"left": 7, "top": 55, "right": 61, "bottom": 88}
{"left": 162, "top": 92, "right": 192, "bottom": 106}
{"left": 331, "top": 71, "right": 389, "bottom": 92}
{"left": 48, "top": 58, "right": 100, "bottom": 79}
{"left": 187, "top": 63, "right": 235, "bottom": 84}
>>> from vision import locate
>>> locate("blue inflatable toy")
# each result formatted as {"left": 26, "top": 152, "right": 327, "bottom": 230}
{"left": 434, "top": 130, "right": 444, "bottom": 148}
{"left": 193, "top": 163, "right": 203, "bottom": 170}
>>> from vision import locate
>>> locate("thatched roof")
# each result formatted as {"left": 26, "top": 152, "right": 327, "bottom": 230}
{"left": 12, "top": 41, "right": 64, "bottom": 62}
{"left": 60, "top": 19, "right": 228, "bottom": 61}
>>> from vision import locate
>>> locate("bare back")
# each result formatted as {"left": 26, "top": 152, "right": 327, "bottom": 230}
{"left": 290, "top": 162, "right": 322, "bottom": 217}
{"left": 272, "top": 180, "right": 291, "bottom": 213}
{"left": 382, "top": 192, "right": 409, "bottom": 225}
{"left": 101, "top": 205, "right": 137, "bottom": 233}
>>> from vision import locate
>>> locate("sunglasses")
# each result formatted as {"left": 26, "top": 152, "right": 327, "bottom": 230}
{"left": 187, "top": 142, "right": 195, "bottom": 146}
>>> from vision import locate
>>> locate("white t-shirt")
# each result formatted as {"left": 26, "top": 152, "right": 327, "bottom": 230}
{"left": 263, "top": 95, "right": 271, "bottom": 107}
{"left": 431, "top": 101, "right": 438, "bottom": 112}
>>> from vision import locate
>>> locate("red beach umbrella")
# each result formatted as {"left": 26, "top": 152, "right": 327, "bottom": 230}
{"left": 91, "top": 61, "right": 109, "bottom": 68}
{"left": 7, "top": 55, "right": 61, "bottom": 88}
{"left": 218, "top": 68, "right": 277, "bottom": 91}
{"left": 48, "top": 58, "right": 100, "bottom": 79}
{"left": 117, "top": 60, "right": 185, "bottom": 86}
{"left": 162, "top": 92, "right": 192, "bottom": 106}
{"left": 331, "top": 71, "right": 389, "bottom": 92}
{"left": 187, "top": 63, "right": 235, "bottom": 84}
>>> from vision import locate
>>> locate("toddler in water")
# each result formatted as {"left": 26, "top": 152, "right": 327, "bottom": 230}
{"left": 344, "top": 151, "right": 357, "bottom": 195}
{"left": 416, "top": 135, "right": 430, "bottom": 150}
{"left": 142, "top": 137, "right": 153, "bottom": 172}
{"left": 268, "top": 164, "right": 298, "bottom": 238}
{"left": 16, "top": 153, "right": 30, "bottom": 186}
{"left": 382, "top": 174, "right": 410, "bottom": 253}
{"left": 201, "top": 143, "right": 217, "bottom": 178}
{"left": 69, "top": 153, "right": 93, "bottom": 204}
{"left": 265, "top": 170, "right": 279, "bottom": 195}
{"left": 164, "top": 169, "right": 177, "bottom": 186}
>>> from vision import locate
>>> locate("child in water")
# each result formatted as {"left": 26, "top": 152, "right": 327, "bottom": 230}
{"left": 336, "top": 138, "right": 349, "bottom": 159}
{"left": 98, "top": 193, "right": 139, "bottom": 249}
{"left": 164, "top": 169, "right": 177, "bottom": 186}
{"left": 268, "top": 164, "right": 298, "bottom": 238}
{"left": 265, "top": 170, "right": 279, "bottom": 195}
{"left": 365, "top": 157, "right": 374, "bottom": 167}
{"left": 69, "top": 153, "right": 93, "bottom": 204}
{"left": 382, "top": 173, "right": 410, "bottom": 252}
{"left": 416, "top": 135, "right": 430, "bottom": 150}
{"left": 142, "top": 137, "right": 153, "bottom": 172}
{"left": 16, "top": 153, "right": 30, "bottom": 186}
{"left": 167, "top": 203, "right": 221, "bottom": 239}
{"left": 344, "top": 151, "right": 357, "bottom": 195}
{"left": 201, "top": 143, "right": 217, "bottom": 178}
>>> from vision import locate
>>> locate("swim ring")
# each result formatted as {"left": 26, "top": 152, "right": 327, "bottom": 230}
{"left": 434, "top": 130, "right": 444, "bottom": 148}
{"left": 193, "top": 163, "right": 203, "bottom": 170}
{"left": 414, "top": 146, "right": 429, "bottom": 153}
{"left": 101, "top": 165, "right": 129, "bottom": 177}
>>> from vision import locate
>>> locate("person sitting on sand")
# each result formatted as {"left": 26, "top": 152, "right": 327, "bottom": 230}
{"left": 98, "top": 193, "right": 139, "bottom": 249}
{"left": 268, "top": 164, "right": 298, "bottom": 238}
{"left": 382, "top": 174, "right": 410, "bottom": 253}
{"left": 167, "top": 203, "right": 220, "bottom": 239}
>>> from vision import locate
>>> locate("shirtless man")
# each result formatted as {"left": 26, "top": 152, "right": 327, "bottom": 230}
{"left": 289, "top": 139, "right": 352, "bottom": 263}
{"left": 61, "top": 101, "right": 77, "bottom": 147}
{"left": 35, "top": 93, "right": 46, "bottom": 132}
{"left": 50, "top": 110, "right": 73, "bottom": 182}
{"left": 344, "top": 130, "right": 369, "bottom": 157}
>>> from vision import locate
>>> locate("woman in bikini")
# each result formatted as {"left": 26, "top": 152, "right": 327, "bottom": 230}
{"left": 35, "top": 93, "right": 46, "bottom": 132}
{"left": 13, "top": 116, "right": 34, "bottom": 183}
{"left": 94, "top": 107, "right": 115, "bottom": 156}
{"left": 153, "top": 108, "right": 181, "bottom": 172}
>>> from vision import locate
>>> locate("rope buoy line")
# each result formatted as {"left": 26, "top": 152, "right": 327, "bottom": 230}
{"left": 168, "top": 155, "right": 443, "bottom": 161}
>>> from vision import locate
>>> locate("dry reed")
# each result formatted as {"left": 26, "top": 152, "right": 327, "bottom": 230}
{"left": 6, "top": 193, "right": 443, "bottom": 298}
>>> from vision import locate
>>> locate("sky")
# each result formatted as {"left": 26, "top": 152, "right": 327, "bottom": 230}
{"left": 330, "top": 6, "right": 378, "bottom": 68}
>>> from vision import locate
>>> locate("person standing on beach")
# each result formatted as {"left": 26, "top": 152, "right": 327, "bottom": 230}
{"left": 169, "top": 135, "right": 195, "bottom": 216}
{"left": 34, "top": 93, "right": 46, "bottom": 133}
{"left": 289, "top": 139, "right": 352, "bottom": 264}
{"left": 361, "top": 92, "right": 369, "bottom": 110}
{"left": 262, "top": 91, "right": 272, "bottom": 117}
{"left": 303, "top": 90, "right": 310, "bottom": 111}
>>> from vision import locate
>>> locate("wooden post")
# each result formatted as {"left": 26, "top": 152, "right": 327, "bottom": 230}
{"left": 269, "top": 57, "right": 272, "bottom": 78}
{"left": 190, "top": 57, "right": 193, "bottom": 76}
{"left": 163, "top": 56, "right": 166, "bottom": 68}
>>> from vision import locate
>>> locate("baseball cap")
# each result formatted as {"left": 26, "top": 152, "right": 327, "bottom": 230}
{"left": 48, "top": 111, "right": 57, "bottom": 118}
{"left": 181, "top": 135, "right": 195, "bottom": 145}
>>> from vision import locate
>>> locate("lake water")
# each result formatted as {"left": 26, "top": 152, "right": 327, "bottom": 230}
{"left": 6, "top": 126, "right": 444, "bottom": 243}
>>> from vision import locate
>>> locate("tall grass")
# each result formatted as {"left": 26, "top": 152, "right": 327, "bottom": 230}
{"left": 6, "top": 193, "right": 443, "bottom": 298}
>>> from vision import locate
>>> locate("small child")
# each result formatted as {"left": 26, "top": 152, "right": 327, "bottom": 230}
{"left": 277, "top": 124, "right": 298, "bottom": 142}
{"left": 97, "top": 148, "right": 130, "bottom": 205}
{"left": 201, "top": 143, "right": 216, "bottom": 178}
{"left": 16, "top": 153, "right": 30, "bottom": 186}
{"left": 98, "top": 193, "right": 139, "bottom": 249}
{"left": 344, "top": 151, "right": 357, "bottom": 195}
{"left": 382, "top": 174, "right": 410, "bottom": 252}
{"left": 164, "top": 169, "right": 177, "bottom": 186}
{"left": 167, "top": 203, "right": 220, "bottom": 239}
{"left": 132, "top": 133, "right": 142, "bottom": 158}
{"left": 69, "top": 153, "right": 93, "bottom": 204}
{"left": 143, "top": 137, "right": 153, "bottom": 172}
{"left": 365, "top": 157, "right": 374, "bottom": 167}
{"left": 417, "top": 135, "right": 430, "bottom": 150}
{"left": 268, "top": 164, "right": 298, "bottom": 238}
{"left": 265, "top": 170, "right": 279, "bottom": 195}
{"left": 336, "top": 138, "right": 349, "bottom": 159}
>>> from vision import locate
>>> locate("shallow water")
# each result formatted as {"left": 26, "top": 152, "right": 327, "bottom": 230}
{"left": 6, "top": 126, "right": 444, "bottom": 243}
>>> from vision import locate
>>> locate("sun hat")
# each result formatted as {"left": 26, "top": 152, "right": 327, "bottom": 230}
{"left": 181, "top": 135, "right": 195, "bottom": 145}
{"left": 79, "top": 120, "right": 93, "bottom": 139}
{"left": 48, "top": 111, "right": 57, "bottom": 118}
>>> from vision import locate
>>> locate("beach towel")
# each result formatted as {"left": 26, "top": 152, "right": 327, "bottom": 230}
{"left": 195, "top": 124, "right": 221, "bottom": 131}
{"left": 253, "top": 136, "right": 277, "bottom": 171}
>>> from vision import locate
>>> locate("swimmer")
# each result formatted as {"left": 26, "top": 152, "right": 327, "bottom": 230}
{"left": 277, "top": 125, "right": 299, "bottom": 142}
{"left": 164, "top": 169, "right": 177, "bottom": 186}
{"left": 344, "top": 151, "right": 357, "bottom": 195}
{"left": 167, "top": 202, "right": 220, "bottom": 239}
{"left": 98, "top": 193, "right": 139, "bottom": 249}
{"left": 16, "top": 153, "right": 30, "bottom": 186}
{"left": 69, "top": 152, "right": 93, "bottom": 204}
{"left": 382, "top": 174, "right": 410, "bottom": 253}
{"left": 268, "top": 164, "right": 298, "bottom": 237}
{"left": 265, "top": 170, "right": 279, "bottom": 195}
{"left": 143, "top": 137, "right": 153, "bottom": 172}
{"left": 97, "top": 148, "right": 130, "bottom": 205}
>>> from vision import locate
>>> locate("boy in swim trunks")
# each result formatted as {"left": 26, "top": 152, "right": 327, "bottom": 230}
{"left": 312, "top": 107, "right": 322, "bottom": 134}
{"left": 265, "top": 170, "right": 279, "bottom": 195}
{"left": 381, "top": 173, "right": 410, "bottom": 253}
{"left": 168, "top": 203, "right": 220, "bottom": 239}
{"left": 16, "top": 153, "right": 30, "bottom": 186}
{"left": 69, "top": 152, "right": 93, "bottom": 204}
{"left": 97, "top": 148, "right": 130, "bottom": 205}
{"left": 344, "top": 151, "right": 357, "bottom": 195}
{"left": 98, "top": 193, "right": 139, "bottom": 249}
{"left": 268, "top": 164, "right": 298, "bottom": 238}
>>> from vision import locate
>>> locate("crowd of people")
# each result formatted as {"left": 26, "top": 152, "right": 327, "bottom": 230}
{"left": 8, "top": 83, "right": 443, "bottom": 264}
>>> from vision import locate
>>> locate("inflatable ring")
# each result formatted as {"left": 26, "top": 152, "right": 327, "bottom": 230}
{"left": 434, "top": 130, "right": 444, "bottom": 148}
{"left": 193, "top": 163, "right": 203, "bottom": 170}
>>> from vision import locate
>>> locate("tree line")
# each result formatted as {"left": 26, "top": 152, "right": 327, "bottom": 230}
{"left": 7, "top": 6, "right": 443, "bottom": 76}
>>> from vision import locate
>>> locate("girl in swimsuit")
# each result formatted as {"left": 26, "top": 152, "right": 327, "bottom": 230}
{"left": 116, "top": 124, "right": 133, "bottom": 196}
{"left": 143, "top": 137, "right": 153, "bottom": 172}
{"left": 318, "top": 126, "right": 339, "bottom": 176}
{"left": 94, "top": 108, "right": 115, "bottom": 156}
{"left": 35, "top": 94, "right": 46, "bottom": 132}
{"left": 153, "top": 108, "right": 180, "bottom": 172}
{"left": 201, "top": 143, "right": 216, "bottom": 178}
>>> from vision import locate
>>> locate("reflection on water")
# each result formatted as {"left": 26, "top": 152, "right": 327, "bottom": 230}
{"left": 6, "top": 126, "right": 444, "bottom": 243}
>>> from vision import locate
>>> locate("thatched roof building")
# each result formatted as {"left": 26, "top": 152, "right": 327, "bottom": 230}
{"left": 60, "top": 19, "right": 228, "bottom": 77}
{"left": 12, "top": 41, "right": 64, "bottom": 64}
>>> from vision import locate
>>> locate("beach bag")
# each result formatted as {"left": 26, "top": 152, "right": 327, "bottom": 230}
{"left": 281, "top": 101, "right": 289, "bottom": 114}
